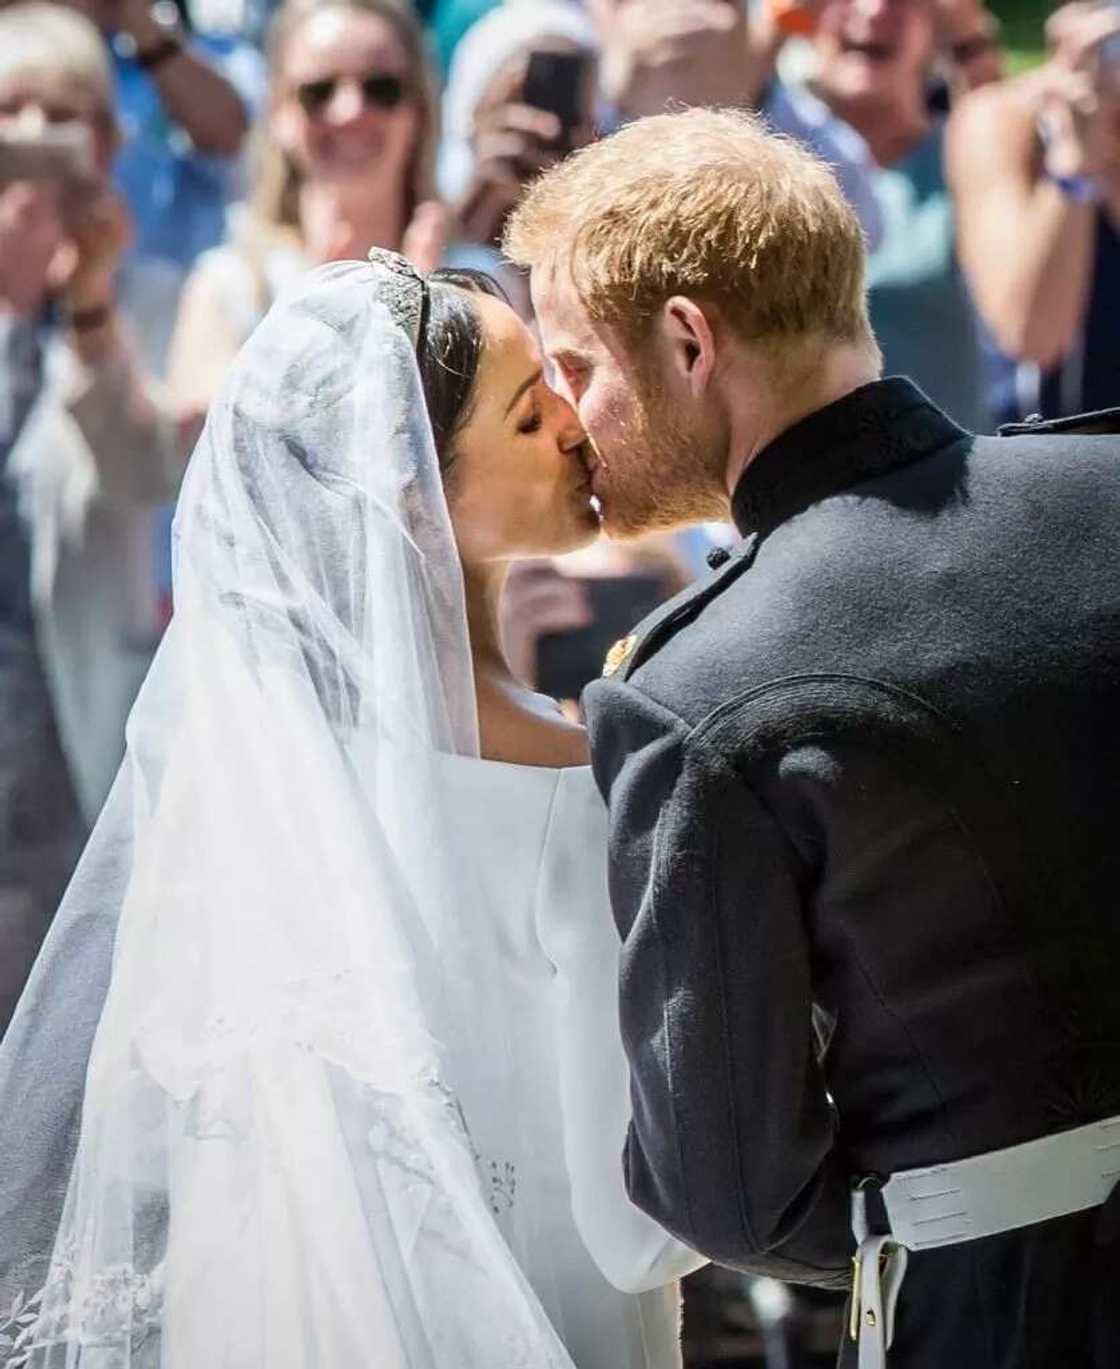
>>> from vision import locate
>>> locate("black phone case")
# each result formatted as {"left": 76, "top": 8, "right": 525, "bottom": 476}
{"left": 523, "top": 50, "right": 588, "bottom": 142}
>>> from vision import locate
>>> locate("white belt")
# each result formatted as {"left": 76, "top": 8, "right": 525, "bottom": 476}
{"left": 849, "top": 1113, "right": 1120, "bottom": 1369}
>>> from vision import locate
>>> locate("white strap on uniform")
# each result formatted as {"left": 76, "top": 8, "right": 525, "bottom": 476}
{"left": 850, "top": 1190, "right": 909, "bottom": 1369}
{"left": 880, "top": 1113, "right": 1120, "bottom": 1249}
{"left": 848, "top": 1113, "right": 1120, "bottom": 1369}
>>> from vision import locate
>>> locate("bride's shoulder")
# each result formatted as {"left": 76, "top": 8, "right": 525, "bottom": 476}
{"left": 476, "top": 676, "right": 590, "bottom": 769}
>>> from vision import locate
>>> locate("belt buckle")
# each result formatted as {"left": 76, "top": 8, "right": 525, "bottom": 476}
{"left": 848, "top": 1250, "right": 863, "bottom": 1341}
{"left": 850, "top": 1175, "right": 909, "bottom": 1363}
{"left": 849, "top": 1173, "right": 884, "bottom": 1342}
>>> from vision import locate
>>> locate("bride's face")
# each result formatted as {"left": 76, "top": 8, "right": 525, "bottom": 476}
{"left": 446, "top": 294, "right": 600, "bottom": 564}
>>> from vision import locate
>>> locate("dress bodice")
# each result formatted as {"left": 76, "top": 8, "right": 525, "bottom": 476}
{"left": 436, "top": 757, "right": 703, "bottom": 1369}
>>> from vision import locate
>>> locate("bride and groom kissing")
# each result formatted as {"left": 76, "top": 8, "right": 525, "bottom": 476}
{"left": 4, "top": 106, "right": 1120, "bottom": 1369}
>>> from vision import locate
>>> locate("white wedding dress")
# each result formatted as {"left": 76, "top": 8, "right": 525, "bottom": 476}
{"left": 0, "top": 263, "right": 702, "bottom": 1369}
{"left": 440, "top": 756, "right": 703, "bottom": 1369}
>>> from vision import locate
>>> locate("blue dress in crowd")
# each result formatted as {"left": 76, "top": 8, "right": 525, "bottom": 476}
{"left": 112, "top": 31, "right": 265, "bottom": 274}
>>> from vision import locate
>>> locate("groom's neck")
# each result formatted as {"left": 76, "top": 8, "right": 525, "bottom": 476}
{"left": 723, "top": 341, "right": 882, "bottom": 497}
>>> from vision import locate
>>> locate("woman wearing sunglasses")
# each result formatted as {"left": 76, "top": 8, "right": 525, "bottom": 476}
{"left": 168, "top": 0, "right": 446, "bottom": 426}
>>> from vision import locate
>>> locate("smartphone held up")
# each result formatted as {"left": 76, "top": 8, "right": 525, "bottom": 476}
{"left": 522, "top": 48, "right": 594, "bottom": 153}
{"left": 0, "top": 119, "right": 98, "bottom": 211}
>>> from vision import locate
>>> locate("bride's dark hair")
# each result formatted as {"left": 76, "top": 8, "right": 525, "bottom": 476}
{"left": 418, "top": 268, "right": 510, "bottom": 473}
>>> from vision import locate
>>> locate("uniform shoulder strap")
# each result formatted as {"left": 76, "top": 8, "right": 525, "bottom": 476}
{"left": 998, "top": 406, "right": 1120, "bottom": 437}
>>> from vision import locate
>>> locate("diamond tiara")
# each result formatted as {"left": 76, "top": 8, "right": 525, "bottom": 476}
{"left": 366, "top": 247, "right": 427, "bottom": 349}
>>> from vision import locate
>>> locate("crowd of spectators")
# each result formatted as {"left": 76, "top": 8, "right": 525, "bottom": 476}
{"left": 1, "top": 0, "right": 1118, "bottom": 1361}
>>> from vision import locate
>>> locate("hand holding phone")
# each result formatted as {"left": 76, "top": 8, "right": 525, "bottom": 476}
{"left": 458, "top": 54, "right": 575, "bottom": 244}
{"left": 1039, "top": 3, "right": 1120, "bottom": 177}
{"left": 522, "top": 50, "right": 593, "bottom": 152}
{"left": 500, "top": 562, "right": 593, "bottom": 688}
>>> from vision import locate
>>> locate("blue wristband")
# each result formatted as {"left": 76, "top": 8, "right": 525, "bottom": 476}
{"left": 1043, "top": 169, "right": 1103, "bottom": 204}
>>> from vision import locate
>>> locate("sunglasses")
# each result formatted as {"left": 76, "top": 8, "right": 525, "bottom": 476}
{"left": 295, "top": 71, "right": 410, "bottom": 117}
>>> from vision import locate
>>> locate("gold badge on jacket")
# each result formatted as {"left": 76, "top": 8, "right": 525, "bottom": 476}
{"left": 602, "top": 634, "right": 637, "bottom": 679}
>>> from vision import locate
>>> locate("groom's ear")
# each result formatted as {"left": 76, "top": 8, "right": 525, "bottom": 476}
{"left": 660, "top": 297, "right": 717, "bottom": 399}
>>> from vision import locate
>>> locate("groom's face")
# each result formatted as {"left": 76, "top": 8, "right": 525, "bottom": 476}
{"left": 532, "top": 262, "right": 727, "bottom": 537}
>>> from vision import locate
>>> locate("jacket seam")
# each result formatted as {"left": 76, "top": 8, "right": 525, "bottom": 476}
{"left": 646, "top": 748, "right": 699, "bottom": 1247}
{"left": 607, "top": 682, "right": 851, "bottom": 1276}
{"left": 696, "top": 748, "right": 849, "bottom": 1270}
{"left": 705, "top": 802, "right": 759, "bottom": 1254}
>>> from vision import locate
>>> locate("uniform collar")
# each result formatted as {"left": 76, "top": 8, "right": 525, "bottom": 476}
{"left": 730, "top": 377, "right": 967, "bottom": 539}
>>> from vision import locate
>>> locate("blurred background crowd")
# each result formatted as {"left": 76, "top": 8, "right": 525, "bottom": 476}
{"left": 0, "top": 0, "right": 1117, "bottom": 1361}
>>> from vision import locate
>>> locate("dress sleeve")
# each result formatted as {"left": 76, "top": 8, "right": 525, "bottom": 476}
{"left": 584, "top": 678, "right": 852, "bottom": 1289}
{"left": 535, "top": 770, "right": 707, "bottom": 1295}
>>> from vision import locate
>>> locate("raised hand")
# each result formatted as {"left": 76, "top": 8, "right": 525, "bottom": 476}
{"left": 593, "top": 0, "right": 756, "bottom": 119}
{"left": 1036, "top": 4, "right": 1120, "bottom": 185}
{"left": 52, "top": 185, "right": 133, "bottom": 312}
{"left": 500, "top": 560, "right": 592, "bottom": 688}
{"left": 456, "top": 57, "right": 570, "bottom": 248}
{"left": 0, "top": 181, "right": 65, "bottom": 317}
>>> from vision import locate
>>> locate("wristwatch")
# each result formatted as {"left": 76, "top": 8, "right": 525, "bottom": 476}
{"left": 117, "top": 2, "right": 184, "bottom": 71}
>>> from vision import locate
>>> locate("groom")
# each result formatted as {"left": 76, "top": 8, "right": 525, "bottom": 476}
{"left": 505, "top": 108, "right": 1120, "bottom": 1367}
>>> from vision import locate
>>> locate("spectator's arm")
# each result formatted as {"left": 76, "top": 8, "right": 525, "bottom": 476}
{"left": 747, "top": 0, "right": 797, "bottom": 94}
{"left": 166, "top": 251, "right": 248, "bottom": 425}
{"left": 51, "top": 188, "right": 183, "bottom": 505}
{"left": 601, "top": 1, "right": 763, "bottom": 123}
{"left": 947, "top": 79, "right": 1097, "bottom": 367}
{"left": 118, "top": 0, "right": 247, "bottom": 158}
{"left": 584, "top": 678, "right": 852, "bottom": 1287}
{"left": 61, "top": 295, "right": 183, "bottom": 507}
{"left": 63, "top": 337, "right": 182, "bottom": 508}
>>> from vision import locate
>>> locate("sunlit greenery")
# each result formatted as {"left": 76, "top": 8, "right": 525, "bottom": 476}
{"left": 992, "top": 0, "right": 1051, "bottom": 71}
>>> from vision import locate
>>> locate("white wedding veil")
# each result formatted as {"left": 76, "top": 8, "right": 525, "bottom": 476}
{"left": 0, "top": 259, "right": 576, "bottom": 1367}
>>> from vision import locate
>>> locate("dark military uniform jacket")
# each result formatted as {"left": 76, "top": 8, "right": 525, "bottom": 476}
{"left": 584, "top": 378, "right": 1120, "bottom": 1368}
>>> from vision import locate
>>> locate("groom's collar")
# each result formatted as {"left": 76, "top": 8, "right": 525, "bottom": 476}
{"left": 730, "top": 377, "right": 968, "bottom": 539}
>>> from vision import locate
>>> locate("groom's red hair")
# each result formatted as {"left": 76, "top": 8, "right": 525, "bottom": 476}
{"left": 504, "top": 107, "right": 873, "bottom": 352}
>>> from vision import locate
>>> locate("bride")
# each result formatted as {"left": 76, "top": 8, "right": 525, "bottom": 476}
{"left": 0, "top": 252, "right": 704, "bottom": 1368}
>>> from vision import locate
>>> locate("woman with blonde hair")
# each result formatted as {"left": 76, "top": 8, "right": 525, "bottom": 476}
{"left": 168, "top": 0, "right": 446, "bottom": 420}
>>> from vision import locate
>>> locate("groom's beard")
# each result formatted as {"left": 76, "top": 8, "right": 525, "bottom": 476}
{"left": 600, "top": 379, "right": 729, "bottom": 538}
